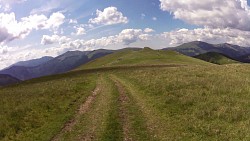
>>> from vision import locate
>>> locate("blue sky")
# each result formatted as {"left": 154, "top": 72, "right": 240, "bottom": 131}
{"left": 1, "top": 0, "right": 250, "bottom": 69}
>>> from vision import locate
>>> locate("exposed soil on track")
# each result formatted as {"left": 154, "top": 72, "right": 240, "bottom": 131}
{"left": 113, "top": 78, "right": 132, "bottom": 141}
{"left": 51, "top": 85, "right": 101, "bottom": 141}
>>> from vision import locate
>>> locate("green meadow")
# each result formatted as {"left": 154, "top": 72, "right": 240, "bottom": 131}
{"left": 1, "top": 49, "right": 249, "bottom": 141}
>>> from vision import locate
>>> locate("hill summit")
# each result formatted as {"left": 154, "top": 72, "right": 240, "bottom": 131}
{"left": 77, "top": 48, "right": 210, "bottom": 70}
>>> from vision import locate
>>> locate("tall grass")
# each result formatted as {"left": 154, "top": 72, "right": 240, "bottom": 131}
{"left": 113, "top": 64, "right": 250, "bottom": 140}
{"left": 0, "top": 72, "right": 97, "bottom": 141}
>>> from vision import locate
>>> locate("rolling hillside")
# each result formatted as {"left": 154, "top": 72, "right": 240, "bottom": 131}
{"left": 0, "top": 48, "right": 250, "bottom": 141}
{"left": 77, "top": 47, "right": 211, "bottom": 70}
{"left": 194, "top": 52, "right": 239, "bottom": 65}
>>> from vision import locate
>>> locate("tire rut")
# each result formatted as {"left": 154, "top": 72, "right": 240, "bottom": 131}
{"left": 112, "top": 78, "right": 133, "bottom": 141}
{"left": 51, "top": 83, "right": 101, "bottom": 141}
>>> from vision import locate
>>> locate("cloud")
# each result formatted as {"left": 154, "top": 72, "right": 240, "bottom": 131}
{"left": 41, "top": 34, "right": 70, "bottom": 45}
{"left": 46, "top": 28, "right": 152, "bottom": 50}
{"left": 83, "top": 36, "right": 117, "bottom": 48}
{"left": 0, "top": 45, "right": 71, "bottom": 70}
{"left": 44, "top": 12, "right": 65, "bottom": 30}
{"left": 0, "top": 12, "right": 65, "bottom": 43}
{"left": 144, "top": 28, "right": 155, "bottom": 33}
{"left": 30, "top": 0, "right": 60, "bottom": 14}
{"left": 75, "top": 27, "right": 86, "bottom": 35}
{"left": 159, "top": 0, "right": 250, "bottom": 31}
{"left": 161, "top": 27, "right": 250, "bottom": 46}
{"left": 0, "top": 0, "right": 26, "bottom": 11}
{"left": 80, "top": 28, "right": 152, "bottom": 47}
{"left": 0, "top": 44, "right": 43, "bottom": 70}
{"left": 89, "top": 6, "right": 128, "bottom": 25}
{"left": 118, "top": 29, "right": 151, "bottom": 45}
{"left": 82, "top": 28, "right": 151, "bottom": 47}
{"left": 69, "top": 19, "right": 78, "bottom": 24}
{"left": 41, "top": 35, "right": 60, "bottom": 45}
{"left": 152, "top": 17, "right": 157, "bottom": 21}
{"left": 0, "top": 45, "right": 8, "bottom": 54}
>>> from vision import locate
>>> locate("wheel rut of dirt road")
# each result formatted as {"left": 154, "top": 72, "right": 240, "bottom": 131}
{"left": 51, "top": 82, "right": 101, "bottom": 141}
{"left": 110, "top": 76, "right": 156, "bottom": 141}
{"left": 111, "top": 77, "right": 133, "bottom": 141}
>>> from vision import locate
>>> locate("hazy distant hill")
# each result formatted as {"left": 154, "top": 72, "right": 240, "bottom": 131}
{"left": 164, "top": 41, "right": 250, "bottom": 59}
{"left": 12, "top": 56, "right": 54, "bottom": 67}
{"left": 0, "top": 74, "right": 20, "bottom": 86}
{"left": 194, "top": 52, "right": 239, "bottom": 65}
{"left": 235, "top": 54, "right": 250, "bottom": 63}
{"left": 0, "top": 49, "right": 114, "bottom": 80}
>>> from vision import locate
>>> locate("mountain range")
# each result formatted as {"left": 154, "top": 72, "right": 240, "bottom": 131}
{"left": 164, "top": 41, "right": 250, "bottom": 60}
{"left": 0, "top": 49, "right": 114, "bottom": 81}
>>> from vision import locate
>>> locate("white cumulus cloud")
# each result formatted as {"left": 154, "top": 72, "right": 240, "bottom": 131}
{"left": 159, "top": 0, "right": 250, "bottom": 31}
{"left": 41, "top": 34, "right": 70, "bottom": 45}
{"left": 75, "top": 27, "right": 86, "bottom": 35}
{"left": 161, "top": 27, "right": 250, "bottom": 46}
{"left": 0, "top": 12, "right": 65, "bottom": 43}
{"left": 89, "top": 6, "right": 128, "bottom": 25}
{"left": 118, "top": 29, "right": 151, "bottom": 45}
{"left": 81, "top": 28, "right": 151, "bottom": 47}
{"left": 44, "top": 12, "right": 65, "bottom": 30}
{"left": 41, "top": 35, "right": 60, "bottom": 45}
{"left": 144, "top": 28, "right": 155, "bottom": 33}
{"left": 0, "top": 0, "right": 26, "bottom": 11}
{"left": 48, "top": 28, "right": 153, "bottom": 50}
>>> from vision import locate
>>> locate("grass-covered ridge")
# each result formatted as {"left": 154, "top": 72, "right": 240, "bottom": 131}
{"left": 76, "top": 47, "right": 211, "bottom": 70}
{"left": 194, "top": 52, "right": 240, "bottom": 65}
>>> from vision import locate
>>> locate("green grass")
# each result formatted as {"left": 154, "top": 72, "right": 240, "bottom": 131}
{"left": 100, "top": 76, "right": 123, "bottom": 141}
{"left": 195, "top": 52, "right": 239, "bottom": 65}
{"left": 111, "top": 64, "right": 250, "bottom": 140}
{"left": 55, "top": 75, "right": 117, "bottom": 141}
{"left": 1, "top": 48, "right": 250, "bottom": 141}
{"left": 0, "top": 72, "right": 97, "bottom": 141}
{"left": 110, "top": 75, "right": 154, "bottom": 141}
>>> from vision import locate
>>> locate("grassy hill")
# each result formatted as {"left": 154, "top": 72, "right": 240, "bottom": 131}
{"left": 194, "top": 52, "right": 239, "bottom": 65}
{"left": 1, "top": 48, "right": 250, "bottom": 141}
{"left": 77, "top": 47, "right": 211, "bottom": 70}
